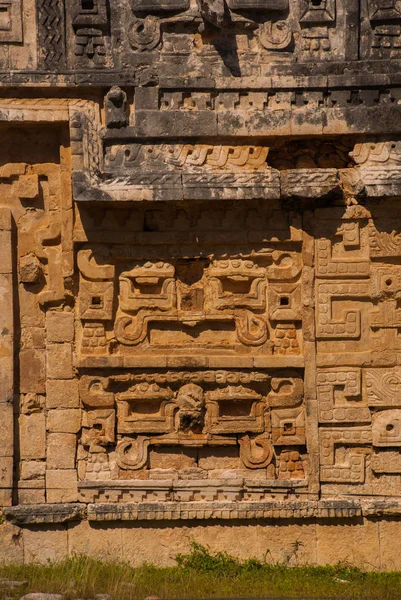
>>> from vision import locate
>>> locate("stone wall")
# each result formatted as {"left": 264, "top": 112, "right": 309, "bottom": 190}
{"left": 2, "top": 0, "right": 401, "bottom": 568}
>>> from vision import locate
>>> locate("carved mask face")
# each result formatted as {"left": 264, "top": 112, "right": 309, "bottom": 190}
{"left": 176, "top": 383, "right": 205, "bottom": 410}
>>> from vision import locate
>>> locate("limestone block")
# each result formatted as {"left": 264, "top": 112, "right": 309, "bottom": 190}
{"left": 18, "top": 488, "right": 46, "bottom": 505}
{"left": 198, "top": 447, "right": 240, "bottom": 470}
{"left": 0, "top": 277, "right": 13, "bottom": 357}
{"left": 19, "top": 253, "right": 42, "bottom": 284}
{"left": 47, "top": 434, "right": 76, "bottom": 469}
{"left": 0, "top": 207, "right": 11, "bottom": 231}
{"left": 0, "top": 403, "right": 14, "bottom": 457}
{"left": 316, "top": 518, "right": 380, "bottom": 570}
{"left": 0, "top": 456, "right": 13, "bottom": 495}
{"left": 67, "top": 520, "right": 123, "bottom": 561}
{"left": 149, "top": 448, "right": 197, "bottom": 470}
{"left": 16, "top": 174, "right": 39, "bottom": 199}
{"left": 47, "top": 410, "right": 81, "bottom": 434}
{"left": 23, "top": 525, "right": 68, "bottom": 564}
{"left": 19, "top": 414, "right": 46, "bottom": 460}
{"left": 0, "top": 352, "right": 13, "bottom": 403}
{"left": 0, "top": 230, "right": 12, "bottom": 274}
{"left": 46, "top": 344, "right": 73, "bottom": 380}
{"left": 46, "top": 379, "right": 79, "bottom": 409}
{"left": 19, "top": 286, "right": 45, "bottom": 328}
{"left": 0, "top": 522, "right": 23, "bottom": 564}
{"left": 20, "top": 349, "right": 45, "bottom": 394}
{"left": 0, "top": 488, "right": 12, "bottom": 506}
{"left": 21, "top": 327, "right": 45, "bottom": 350}
{"left": 46, "top": 470, "right": 78, "bottom": 503}
{"left": 20, "top": 461, "right": 46, "bottom": 480}
{"left": 46, "top": 311, "right": 74, "bottom": 343}
{"left": 379, "top": 519, "right": 401, "bottom": 571}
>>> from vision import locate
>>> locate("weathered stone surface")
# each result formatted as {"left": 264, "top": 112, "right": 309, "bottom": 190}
{"left": 46, "top": 380, "right": 79, "bottom": 409}
{"left": 47, "top": 434, "right": 77, "bottom": 470}
{"left": 3, "top": 0, "right": 401, "bottom": 569}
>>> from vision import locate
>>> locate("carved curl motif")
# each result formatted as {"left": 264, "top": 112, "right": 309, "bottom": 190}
{"left": 259, "top": 21, "right": 292, "bottom": 50}
{"left": 116, "top": 437, "right": 150, "bottom": 470}
{"left": 128, "top": 17, "right": 161, "bottom": 51}
{"left": 239, "top": 435, "right": 274, "bottom": 468}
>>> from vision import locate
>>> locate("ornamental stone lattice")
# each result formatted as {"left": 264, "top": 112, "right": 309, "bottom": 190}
{"left": 2, "top": 0, "right": 401, "bottom": 568}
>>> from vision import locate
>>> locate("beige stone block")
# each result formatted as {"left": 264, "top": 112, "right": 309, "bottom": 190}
{"left": 316, "top": 518, "right": 380, "bottom": 570}
{"left": 0, "top": 353, "right": 13, "bottom": 404}
{"left": 46, "top": 378, "right": 79, "bottom": 409}
{"left": 20, "top": 460, "right": 46, "bottom": 480}
{"left": 47, "top": 409, "right": 81, "bottom": 433}
{"left": 68, "top": 521, "right": 123, "bottom": 561}
{"left": 149, "top": 447, "right": 197, "bottom": 470}
{"left": 0, "top": 456, "right": 13, "bottom": 493}
{"left": 0, "top": 488, "right": 12, "bottom": 506}
{"left": 16, "top": 173, "right": 39, "bottom": 199}
{"left": 248, "top": 521, "right": 317, "bottom": 566}
{"left": 120, "top": 522, "right": 298, "bottom": 567}
{"left": 18, "top": 487, "right": 46, "bottom": 505}
{"left": 0, "top": 522, "right": 23, "bottom": 564}
{"left": 47, "top": 344, "right": 73, "bottom": 379}
{"left": 379, "top": 519, "right": 401, "bottom": 570}
{"left": 0, "top": 231, "right": 12, "bottom": 274}
{"left": 120, "top": 525, "right": 187, "bottom": 566}
{"left": 47, "top": 433, "right": 76, "bottom": 469}
{"left": 46, "top": 311, "right": 74, "bottom": 343}
{"left": 19, "top": 413, "right": 46, "bottom": 459}
{"left": 0, "top": 276, "right": 13, "bottom": 341}
{"left": 0, "top": 207, "right": 11, "bottom": 231}
{"left": 198, "top": 447, "right": 239, "bottom": 470}
{"left": 20, "top": 349, "right": 45, "bottom": 393}
{"left": 24, "top": 525, "right": 68, "bottom": 564}
{"left": 0, "top": 403, "right": 13, "bottom": 457}
{"left": 46, "top": 470, "right": 78, "bottom": 503}
{"left": 19, "top": 284, "right": 45, "bottom": 328}
{"left": 21, "top": 327, "right": 45, "bottom": 349}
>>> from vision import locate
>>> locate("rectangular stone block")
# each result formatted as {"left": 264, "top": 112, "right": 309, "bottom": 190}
{"left": 46, "top": 379, "right": 79, "bottom": 409}
{"left": 0, "top": 351, "right": 13, "bottom": 404}
{"left": 23, "top": 525, "right": 68, "bottom": 563}
{"left": 0, "top": 231, "right": 12, "bottom": 274}
{"left": 47, "top": 410, "right": 81, "bottom": 434}
{"left": 20, "top": 349, "right": 45, "bottom": 393}
{"left": 46, "top": 311, "right": 74, "bottom": 343}
{"left": 20, "top": 461, "right": 46, "bottom": 480}
{"left": 0, "top": 403, "right": 14, "bottom": 458}
{"left": 46, "top": 344, "right": 73, "bottom": 379}
{"left": 316, "top": 519, "right": 380, "bottom": 570}
{"left": 47, "top": 433, "right": 76, "bottom": 469}
{"left": 46, "top": 470, "right": 78, "bottom": 503}
{"left": 0, "top": 456, "right": 13, "bottom": 492}
{"left": 21, "top": 327, "right": 45, "bottom": 349}
{"left": 18, "top": 488, "right": 46, "bottom": 505}
{"left": 19, "top": 413, "right": 46, "bottom": 460}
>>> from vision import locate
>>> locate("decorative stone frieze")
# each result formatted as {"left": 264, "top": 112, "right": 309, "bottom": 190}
{"left": 2, "top": 0, "right": 401, "bottom": 567}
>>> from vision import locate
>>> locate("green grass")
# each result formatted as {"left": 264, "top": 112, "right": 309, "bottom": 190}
{"left": 0, "top": 543, "right": 401, "bottom": 600}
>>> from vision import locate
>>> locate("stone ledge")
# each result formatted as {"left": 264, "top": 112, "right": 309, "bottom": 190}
{"left": 87, "top": 500, "right": 362, "bottom": 522}
{"left": 3, "top": 504, "right": 86, "bottom": 525}
{"left": 5, "top": 500, "right": 401, "bottom": 524}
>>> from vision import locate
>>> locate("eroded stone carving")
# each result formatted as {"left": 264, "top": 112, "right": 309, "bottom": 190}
{"left": 5, "top": 0, "right": 401, "bottom": 549}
